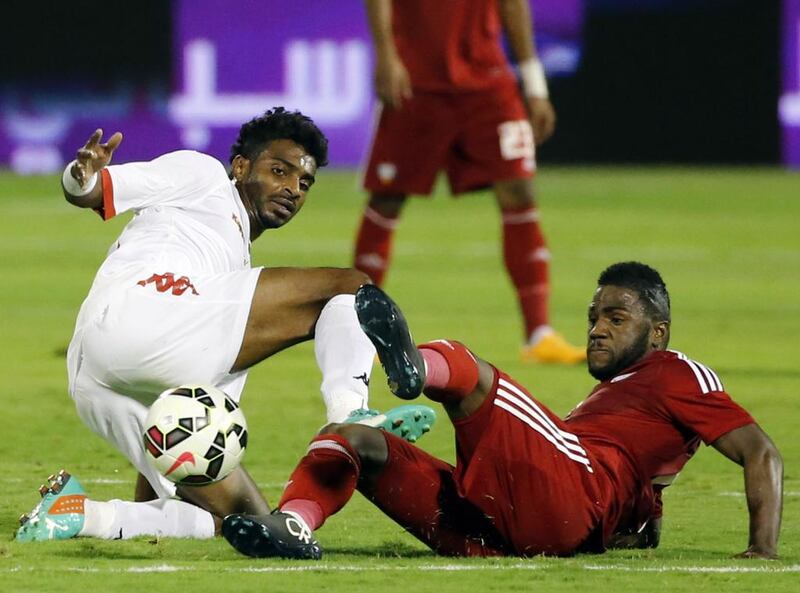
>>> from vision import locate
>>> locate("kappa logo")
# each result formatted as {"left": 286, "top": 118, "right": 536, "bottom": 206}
{"left": 165, "top": 451, "right": 196, "bottom": 476}
{"left": 353, "top": 372, "right": 370, "bottom": 387}
{"left": 137, "top": 272, "right": 199, "bottom": 296}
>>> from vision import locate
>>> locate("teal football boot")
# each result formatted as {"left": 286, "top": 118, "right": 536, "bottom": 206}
{"left": 16, "top": 470, "right": 87, "bottom": 542}
{"left": 344, "top": 404, "right": 436, "bottom": 443}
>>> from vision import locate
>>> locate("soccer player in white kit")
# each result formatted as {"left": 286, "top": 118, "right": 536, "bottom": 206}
{"left": 16, "top": 108, "right": 435, "bottom": 542}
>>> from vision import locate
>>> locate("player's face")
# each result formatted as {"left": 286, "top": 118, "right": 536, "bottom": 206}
{"left": 234, "top": 139, "right": 317, "bottom": 238}
{"left": 587, "top": 285, "right": 655, "bottom": 381}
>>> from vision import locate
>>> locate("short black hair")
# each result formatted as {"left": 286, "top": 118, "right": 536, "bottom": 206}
{"left": 598, "top": 261, "right": 671, "bottom": 322}
{"left": 229, "top": 107, "right": 329, "bottom": 167}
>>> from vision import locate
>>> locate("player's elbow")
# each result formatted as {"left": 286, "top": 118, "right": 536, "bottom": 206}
{"left": 63, "top": 189, "right": 83, "bottom": 207}
{"left": 744, "top": 438, "right": 783, "bottom": 477}
{"left": 750, "top": 434, "right": 782, "bottom": 463}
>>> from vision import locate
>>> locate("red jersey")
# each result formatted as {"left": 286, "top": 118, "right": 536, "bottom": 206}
{"left": 565, "top": 350, "right": 754, "bottom": 540}
{"left": 390, "top": 0, "right": 517, "bottom": 92}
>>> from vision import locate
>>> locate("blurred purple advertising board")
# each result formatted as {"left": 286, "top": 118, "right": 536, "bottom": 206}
{"left": 780, "top": 0, "right": 800, "bottom": 168}
{"left": 1, "top": 0, "right": 582, "bottom": 173}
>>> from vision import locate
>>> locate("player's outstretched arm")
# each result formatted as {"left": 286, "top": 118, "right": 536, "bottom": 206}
{"left": 62, "top": 128, "right": 123, "bottom": 209}
{"left": 365, "top": 0, "right": 412, "bottom": 109}
{"left": 498, "top": 0, "right": 556, "bottom": 145}
{"left": 711, "top": 423, "right": 783, "bottom": 559}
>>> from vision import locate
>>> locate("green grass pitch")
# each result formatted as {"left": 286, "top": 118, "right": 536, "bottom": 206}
{"left": 0, "top": 166, "right": 797, "bottom": 592}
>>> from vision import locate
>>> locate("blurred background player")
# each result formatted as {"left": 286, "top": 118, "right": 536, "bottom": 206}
{"left": 16, "top": 108, "right": 434, "bottom": 543}
{"left": 353, "top": 0, "right": 583, "bottom": 364}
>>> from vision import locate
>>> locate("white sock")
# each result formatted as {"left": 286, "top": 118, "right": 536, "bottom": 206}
{"left": 314, "top": 294, "right": 375, "bottom": 423}
{"left": 528, "top": 325, "right": 554, "bottom": 346}
{"left": 79, "top": 499, "right": 215, "bottom": 539}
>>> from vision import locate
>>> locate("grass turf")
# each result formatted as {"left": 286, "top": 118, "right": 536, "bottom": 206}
{"left": 0, "top": 166, "right": 797, "bottom": 592}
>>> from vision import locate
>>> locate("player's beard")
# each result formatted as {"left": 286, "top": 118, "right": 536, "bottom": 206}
{"left": 588, "top": 328, "right": 651, "bottom": 382}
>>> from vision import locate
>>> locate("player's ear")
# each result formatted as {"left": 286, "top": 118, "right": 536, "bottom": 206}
{"left": 231, "top": 155, "right": 250, "bottom": 183}
{"left": 652, "top": 320, "right": 670, "bottom": 350}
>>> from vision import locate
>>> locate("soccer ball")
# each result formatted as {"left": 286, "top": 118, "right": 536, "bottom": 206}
{"left": 142, "top": 385, "right": 248, "bottom": 485}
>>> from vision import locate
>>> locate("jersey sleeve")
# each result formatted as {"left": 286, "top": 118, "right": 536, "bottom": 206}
{"left": 95, "top": 151, "right": 228, "bottom": 220}
{"left": 659, "top": 356, "right": 754, "bottom": 445}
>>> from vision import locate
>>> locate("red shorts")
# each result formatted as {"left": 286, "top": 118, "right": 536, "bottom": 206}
{"left": 362, "top": 81, "right": 535, "bottom": 196}
{"left": 365, "top": 369, "right": 607, "bottom": 556}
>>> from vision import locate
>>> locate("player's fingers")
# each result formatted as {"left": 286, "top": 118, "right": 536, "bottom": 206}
{"left": 84, "top": 128, "right": 103, "bottom": 149}
{"left": 400, "top": 73, "right": 413, "bottom": 100}
{"left": 391, "top": 85, "right": 404, "bottom": 108}
{"left": 383, "top": 85, "right": 400, "bottom": 109}
{"left": 401, "top": 83, "right": 413, "bottom": 101}
{"left": 534, "top": 115, "right": 554, "bottom": 146}
{"left": 70, "top": 161, "right": 88, "bottom": 185}
{"left": 541, "top": 119, "right": 555, "bottom": 143}
{"left": 77, "top": 148, "right": 98, "bottom": 162}
{"left": 375, "top": 78, "right": 395, "bottom": 108}
{"left": 103, "top": 131, "right": 124, "bottom": 152}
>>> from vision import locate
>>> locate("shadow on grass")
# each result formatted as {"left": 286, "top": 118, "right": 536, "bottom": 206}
{"left": 602, "top": 546, "right": 744, "bottom": 562}
{"left": 326, "top": 540, "right": 436, "bottom": 559}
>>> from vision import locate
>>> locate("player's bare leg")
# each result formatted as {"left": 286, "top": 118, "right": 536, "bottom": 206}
{"left": 234, "top": 266, "right": 374, "bottom": 424}
{"left": 235, "top": 266, "right": 436, "bottom": 440}
{"left": 134, "top": 473, "right": 158, "bottom": 502}
{"left": 129, "top": 467, "right": 272, "bottom": 536}
{"left": 493, "top": 178, "right": 584, "bottom": 365}
{"left": 233, "top": 267, "right": 369, "bottom": 369}
{"left": 176, "top": 466, "right": 269, "bottom": 534}
{"left": 353, "top": 193, "right": 407, "bottom": 286}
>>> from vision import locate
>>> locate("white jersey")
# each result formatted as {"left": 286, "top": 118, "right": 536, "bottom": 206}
{"left": 95, "top": 150, "right": 252, "bottom": 282}
{"left": 67, "top": 151, "right": 263, "bottom": 497}
{"left": 68, "top": 149, "right": 260, "bottom": 403}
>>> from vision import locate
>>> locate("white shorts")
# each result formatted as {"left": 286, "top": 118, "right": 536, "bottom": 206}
{"left": 67, "top": 267, "right": 262, "bottom": 498}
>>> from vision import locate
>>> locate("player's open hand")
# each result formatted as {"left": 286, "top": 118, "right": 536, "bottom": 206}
{"left": 71, "top": 129, "right": 123, "bottom": 187}
{"left": 374, "top": 52, "right": 412, "bottom": 109}
{"left": 526, "top": 97, "right": 556, "bottom": 146}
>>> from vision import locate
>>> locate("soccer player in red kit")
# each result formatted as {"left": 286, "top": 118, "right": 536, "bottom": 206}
{"left": 354, "top": 0, "right": 584, "bottom": 364}
{"left": 222, "top": 263, "right": 783, "bottom": 560}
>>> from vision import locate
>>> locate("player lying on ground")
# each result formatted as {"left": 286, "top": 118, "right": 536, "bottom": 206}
{"left": 16, "top": 108, "right": 435, "bottom": 542}
{"left": 222, "top": 263, "right": 783, "bottom": 559}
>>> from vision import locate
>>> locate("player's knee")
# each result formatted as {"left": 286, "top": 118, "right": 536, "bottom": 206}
{"left": 494, "top": 178, "right": 535, "bottom": 209}
{"left": 368, "top": 193, "right": 406, "bottom": 216}
{"left": 330, "top": 268, "right": 372, "bottom": 295}
{"left": 319, "top": 423, "right": 387, "bottom": 467}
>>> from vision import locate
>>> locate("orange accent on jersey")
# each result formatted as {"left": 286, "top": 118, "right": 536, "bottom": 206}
{"left": 92, "top": 168, "right": 117, "bottom": 220}
{"left": 50, "top": 495, "right": 87, "bottom": 515}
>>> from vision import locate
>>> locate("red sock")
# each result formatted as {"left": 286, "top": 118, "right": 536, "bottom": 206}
{"left": 354, "top": 206, "right": 399, "bottom": 286}
{"left": 278, "top": 434, "right": 361, "bottom": 530}
{"left": 419, "top": 340, "right": 480, "bottom": 402}
{"left": 501, "top": 206, "right": 550, "bottom": 340}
